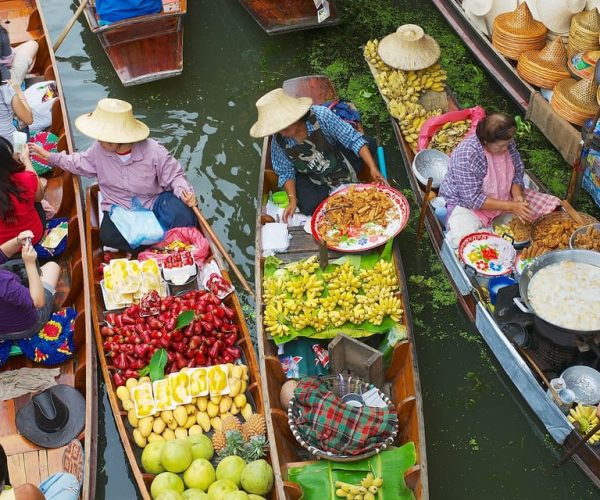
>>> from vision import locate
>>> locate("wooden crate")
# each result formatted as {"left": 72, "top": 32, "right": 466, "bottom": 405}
{"left": 329, "top": 334, "right": 384, "bottom": 388}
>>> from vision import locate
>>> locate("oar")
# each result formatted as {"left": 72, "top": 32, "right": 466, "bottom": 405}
{"left": 555, "top": 418, "right": 600, "bottom": 468}
{"left": 53, "top": 0, "right": 89, "bottom": 52}
{"left": 191, "top": 206, "right": 254, "bottom": 298}
{"left": 416, "top": 177, "right": 433, "bottom": 241}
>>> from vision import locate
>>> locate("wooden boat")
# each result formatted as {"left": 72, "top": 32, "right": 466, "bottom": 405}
{"left": 79, "top": 0, "right": 186, "bottom": 86}
{"left": 431, "top": 0, "right": 582, "bottom": 167}
{"left": 0, "top": 1, "right": 97, "bottom": 497}
{"left": 238, "top": 0, "right": 340, "bottom": 35}
{"left": 367, "top": 60, "right": 600, "bottom": 487}
{"left": 85, "top": 185, "right": 266, "bottom": 499}
{"left": 254, "top": 75, "right": 429, "bottom": 499}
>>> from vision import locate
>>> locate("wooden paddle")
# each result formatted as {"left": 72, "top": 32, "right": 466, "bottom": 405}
{"left": 416, "top": 177, "right": 433, "bottom": 241}
{"left": 53, "top": 0, "right": 89, "bottom": 52}
{"left": 555, "top": 418, "right": 600, "bottom": 468}
{"left": 191, "top": 206, "right": 254, "bottom": 298}
{"left": 560, "top": 199, "right": 585, "bottom": 226}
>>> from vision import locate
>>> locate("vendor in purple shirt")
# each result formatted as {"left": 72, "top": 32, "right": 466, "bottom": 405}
{"left": 0, "top": 230, "right": 60, "bottom": 339}
{"left": 30, "top": 98, "right": 197, "bottom": 252}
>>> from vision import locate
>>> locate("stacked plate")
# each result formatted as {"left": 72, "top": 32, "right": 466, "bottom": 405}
{"left": 567, "top": 9, "right": 600, "bottom": 57}
{"left": 517, "top": 37, "right": 570, "bottom": 88}
{"left": 551, "top": 77, "right": 599, "bottom": 125}
{"left": 492, "top": 2, "right": 547, "bottom": 60}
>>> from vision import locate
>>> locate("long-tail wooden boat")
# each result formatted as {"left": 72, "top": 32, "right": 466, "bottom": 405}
{"left": 254, "top": 75, "right": 428, "bottom": 499}
{"left": 367, "top": 58, "right": 600, "bottom": 487}
{"left": 79, "top": 0, "right": 186, "bottom": 86}
{"left": 238, "top": 0, "right": 339, "bottom": 35}
{"left": 431, "top": 0, "right": 582, "bottom": 167}
{"left": 0, "top": 1, "right": 97, "bottom": 497}
{"left": 85, "top": 184, "right": 266, "bottom": 499}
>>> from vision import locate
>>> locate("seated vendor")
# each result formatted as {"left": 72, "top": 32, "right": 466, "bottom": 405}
{"left": 439, "top": 113, "right": 560, "bottom": 247}
{"left": 0, "top": 139, "right": 46, "bottom": 246}
{"left": 250, "top": 88, "right": 384, "bottom": 223}
{"left": 30, "top": 98, "right": 197, "bottom": 253}
{"left": 0, "top": 230, "right": 60, "bottom": 340}
{"left": 96, "top": 0, "right": 162, "bottom": 24}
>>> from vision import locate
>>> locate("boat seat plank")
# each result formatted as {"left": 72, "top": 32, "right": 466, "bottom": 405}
{"left": 23, "top": 450, "right": 41, "bottom": 485}
{"left": 46, "top": 447, "right": 65, "bottom": 477}
{"left": 0, "top": 434, "right": 39, "bottom": 455}
{"left": 37, "top": 449, "right": 48, "bottom": 481}
{"left": 7, "top": 453, "right": 26, "bottom": 486}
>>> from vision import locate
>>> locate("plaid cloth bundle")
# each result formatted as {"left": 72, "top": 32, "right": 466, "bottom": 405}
{"left": 292, "top": 377, "right": 397, "bottom": 456}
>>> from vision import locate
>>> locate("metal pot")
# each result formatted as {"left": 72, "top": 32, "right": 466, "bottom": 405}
{"left": 491, "top": 213, "right": 531, "bottom": 249}
{"left": 515, "top": 249, "right": 600, "bottom": 339}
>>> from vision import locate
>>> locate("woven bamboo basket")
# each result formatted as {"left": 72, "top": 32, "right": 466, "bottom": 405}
{"left": 551, "top": 77, "right": 599, "bottom": 125}
{"left": 532, "top": 211, "right": 599, "bottom": 245}
{"left": 492, "top": 3, "right": 547, "bottom": 60}
{"left": 567, "top": 9, "right": 600, "bottom": 57}
{"left": 517, "top": 37, "right": 570, "bottom": 88}
{"left": 287, "top": 374, "right": 399, "bottom": 462}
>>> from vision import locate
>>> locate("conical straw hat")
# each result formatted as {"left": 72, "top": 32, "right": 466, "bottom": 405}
{"left": 466, "top": 0, "right": 493, "bottom": 16}
{"left": 494, "top": 2, "right": 547, "bottom": 36}
{"left": 517, "top": 37, "right": 570, "bottom": 87}
{"left": 551, "top": 77, "right": 598, "bottom": 124}
{"left": 377, "top": 24, "right": 441, "bottom": 71}
{"left": 484, "top": 0, "right": 518, "bottom": 28}
{"left": 75, "top": 98, "right": 150, "bottom": 143}
{"left": 249, "top": 88, "right": 312, "bottom": 138}
{"left": 522, "top": 0, "right": 541, "bottom": 20}
{"left": 568, "top": 8, "right": 600, "bottom": 56}
{"left": 537, "top": 0, "right": 585, "bottom": 34}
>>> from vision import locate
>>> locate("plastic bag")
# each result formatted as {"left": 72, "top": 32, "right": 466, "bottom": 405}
{"left": 23, "top": 81, "right": 58, "bottom": 134}
{"left": 138, "top": 226, "right": 210, "bottom": 264}
{"left": 417, "top": 105, "right": 486, "bottom": 152}
{"left": 109, "top": 198, "right": 165, "bottom": 249}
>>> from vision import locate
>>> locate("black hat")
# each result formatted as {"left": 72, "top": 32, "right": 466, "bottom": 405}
{"left": 15, "top": 385, "right": 85, "bottom": 449}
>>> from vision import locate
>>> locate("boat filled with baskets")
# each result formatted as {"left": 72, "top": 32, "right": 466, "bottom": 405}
{"left": 255, "top": 75, "right": 428, "bottom": 500}
{"left": 366, "top": 21, "right": 600, "bottom": 487}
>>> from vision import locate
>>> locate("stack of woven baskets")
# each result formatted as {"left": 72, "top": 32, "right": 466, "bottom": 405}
{"left": 567, "top": 8, "right": 600, "bottom": 57}
{"left": 517, "top": 37, "right": 570, "bottom": 88}
{"left": 550, "top": 76, "right": 599, "bottom": 125}
{"left": 492, "top": 3, "right": 547, "bottom": 60}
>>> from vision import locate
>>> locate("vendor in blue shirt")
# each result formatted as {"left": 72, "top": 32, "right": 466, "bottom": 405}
{"left": 250, "top": 88, "right": 384, "bottom": 223}
{"left": 96, "top": 0, "right": 162, "bottom": 24}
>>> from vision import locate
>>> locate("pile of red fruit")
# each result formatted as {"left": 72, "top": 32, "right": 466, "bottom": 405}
{"left": 163, "top": 250, "right": 194, "bottom": 269}
{"left": 101, "top": 290, "right": 242, "bottom": 387}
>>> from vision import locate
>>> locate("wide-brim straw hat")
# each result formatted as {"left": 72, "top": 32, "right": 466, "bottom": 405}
{"left": 377, "top": 24, "right": 441, "bottom": 71}
{"left": 75, "top": 98, "right": 150, "bottom": 143}
{"left": 537, "top": 0, "right": 586, "bottom": 34}
{"left": 493, "top": 3, "right": 548, "bottom": 58}
{"left": 485, "top": 0, "right": 518, "bottom": 27}
{"left": 466, "top": 0, "right": 493, "bottom": 16}
{"left": 551, "top": 76, "right": 599, "bottom": 124}
{"left": 249, "top": 88, "right": 313, "bottom": 138}
{"left": 517, "top": 37, "right": 570, "bottom": 88}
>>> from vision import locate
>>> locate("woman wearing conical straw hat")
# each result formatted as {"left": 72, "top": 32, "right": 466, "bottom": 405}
{"left": 250, "top": 88, "right": 384, "bottom": 223}
{"left": 29, "top": 98, "right": 197, "bottom": 252}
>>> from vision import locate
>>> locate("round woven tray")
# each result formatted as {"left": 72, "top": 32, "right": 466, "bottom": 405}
{"left": 287, "top": 375, "right": 398, "bottom": 462}
{"left": 532, "top": 211, "right": 599, "bottom": 247}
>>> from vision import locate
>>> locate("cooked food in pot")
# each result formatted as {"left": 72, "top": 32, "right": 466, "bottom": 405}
{"left": 574, "top": 226, "right": 600, "bottom": 251}
{"left": 494, "top": 217, "right": 531, "bottom": 242}
{"left": 528, "top": 261, "right": 600, "bottom": 331}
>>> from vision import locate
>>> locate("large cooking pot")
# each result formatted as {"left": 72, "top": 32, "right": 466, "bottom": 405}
{"left": 515, "top": 249, "right": 600, "bottom": 342}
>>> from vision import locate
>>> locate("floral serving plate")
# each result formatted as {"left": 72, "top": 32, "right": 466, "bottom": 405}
{"left": 514, "top": 254, "right": 535, "bottom": 278}
{"left": 458, "top": 231, "right": 517, "bottom": 277}
{"left": 311, "top": 184, "right": 410, "bottom": 253}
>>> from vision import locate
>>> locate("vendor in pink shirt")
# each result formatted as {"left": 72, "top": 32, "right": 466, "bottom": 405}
{"left": 30, "top": 98, "right": 197, "bottom": 252}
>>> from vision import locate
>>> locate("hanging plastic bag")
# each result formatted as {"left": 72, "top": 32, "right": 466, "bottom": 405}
{"left": 109, "top": 198, "right": 165, "bottom": 249}
{"left": 417, "top": 105, "right": 486, "bottom": 152}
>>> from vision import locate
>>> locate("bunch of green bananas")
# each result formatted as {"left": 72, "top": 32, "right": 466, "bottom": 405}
{"left": 335, "top": 473, "right": 384, "bottom": 500}
{"left": 568, "top": 404, "right": 600, "bottom": 444}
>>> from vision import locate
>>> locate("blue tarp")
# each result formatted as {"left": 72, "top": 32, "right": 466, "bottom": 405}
{"left": 96, "top": 0, "right": 162, "bottom": 23}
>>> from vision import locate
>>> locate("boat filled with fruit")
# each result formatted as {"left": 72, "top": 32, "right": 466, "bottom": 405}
{"left": 365, "top": 23, "right": 600, "bottom": 487}
{"left": 85, "top": 184, "right": 274, "bottom": 499}
{"left": 254, "top": 75, "right": 428, "bottom": 499}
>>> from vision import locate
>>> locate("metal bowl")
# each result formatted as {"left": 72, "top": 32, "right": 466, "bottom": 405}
{"left": 411, "top": 149, "right": 449, "bottom": 189}
{"left": 491, "top": 213, "right": 532, "bottom": 249}
{"left": 560, "top": 365, "right": 600, "bottom": 406}
{"left": 569, "top": 223, "right": 600, "bottom": 250}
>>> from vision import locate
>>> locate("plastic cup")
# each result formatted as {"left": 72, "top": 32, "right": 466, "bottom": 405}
{"left": 272, "top": 191, "right": 289, "bottom": 208}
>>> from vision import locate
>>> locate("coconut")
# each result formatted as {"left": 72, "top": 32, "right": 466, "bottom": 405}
{"left": 279, "top": 379, "right": 299, "bottom": 410}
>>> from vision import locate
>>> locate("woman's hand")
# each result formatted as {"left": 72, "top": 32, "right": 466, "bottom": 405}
{"left": 511, "top": 183, "right": 524, "bottom": 203}
{"left": 282, "top": 197, "right": 297, "bottom": 224}
{"left": 369, "top": 167, "right": 387, "bottom": 184}
{"left": 510, "top": 200, "right": 535, "bottom": 222}
{"left": 21, "top": 240, "right": 38, "bottom": 265}
{"left": 29, "top": 142, "right": 51, "bottom": 160}
{"left": 17, "top": 230, "right": 34, "bottom": 246}
{"left": 20, "top": 143, "right": 34, "bottom": 170}
{"left": 181, "top": 190, "right": 197, "bottom": 207}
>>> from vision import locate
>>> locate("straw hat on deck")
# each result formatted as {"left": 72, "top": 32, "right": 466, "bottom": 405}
{"left": 517, "top": 37, "right": 570, "bottom": 88}
{"left": 75, "top": 98, "right": 150, "bottom": 144}
{"left": 249, "top": 88, "right": 313, "bottom": 138}
{"left": 550, "top": 76, "right": 599, "bottom": 124}
{"left": 492, "top": 2, "right": 548, "bottom": 59}
{"left": 377, "top": 24, "right": 441, "bottom": 71}
{"left": 568, "top": 8, "right": 600, "bottom": 56}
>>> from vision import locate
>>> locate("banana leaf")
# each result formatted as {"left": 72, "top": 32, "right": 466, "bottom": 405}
{"left": 264, "top": 240, "right": 403, "bottom": 345}
{"left": 287, "top": 443, "right": 416, "bottom": 500}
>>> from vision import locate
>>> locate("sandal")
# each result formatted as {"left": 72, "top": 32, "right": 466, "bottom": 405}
{"left": 62, "top": 439, "right": 84, "bottom": 486}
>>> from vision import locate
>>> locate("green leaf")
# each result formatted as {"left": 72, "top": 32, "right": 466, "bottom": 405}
{"left": 149, "top": 349, "right": 168, "bottom": 382}
{"left": 138, "top": 365, "right": 150, "bottom": 377}
{"left": 176, "top": 310, "right": 195, "bottom": 329}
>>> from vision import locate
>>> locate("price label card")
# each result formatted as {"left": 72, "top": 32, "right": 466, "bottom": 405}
{"left": 317, "top": 0, "right": 330, "bottom": 23}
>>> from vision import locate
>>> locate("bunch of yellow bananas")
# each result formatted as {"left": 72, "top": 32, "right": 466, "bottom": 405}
{"left": 428, "top": 119, "right": 472, "bottom": 154}
{"left": 335, "top": 473, "right": 383, "bottom": 500}
{"left": 363, "top": 39, "right": 390, "bottom": 72}
{"left": 263, "top": 299, "right": 289, "bottom": 337}
{"left": 287, "top": 255, "right": 320, "bottom": 276}
{"left": 568, "top": 404, "right": 600, "bottom": 444}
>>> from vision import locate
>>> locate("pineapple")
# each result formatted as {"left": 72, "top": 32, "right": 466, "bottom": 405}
{"left": 211, "top": 430, "right": 227, "bottom": 453}
{"left": 242, "top": 435, "right": 269, "bottom": 461}
{"left": 221, "top": 414, "right": 242, "bottom": 433}
{"left": 241, "top": 413, "right": 266, "bottom": 440}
